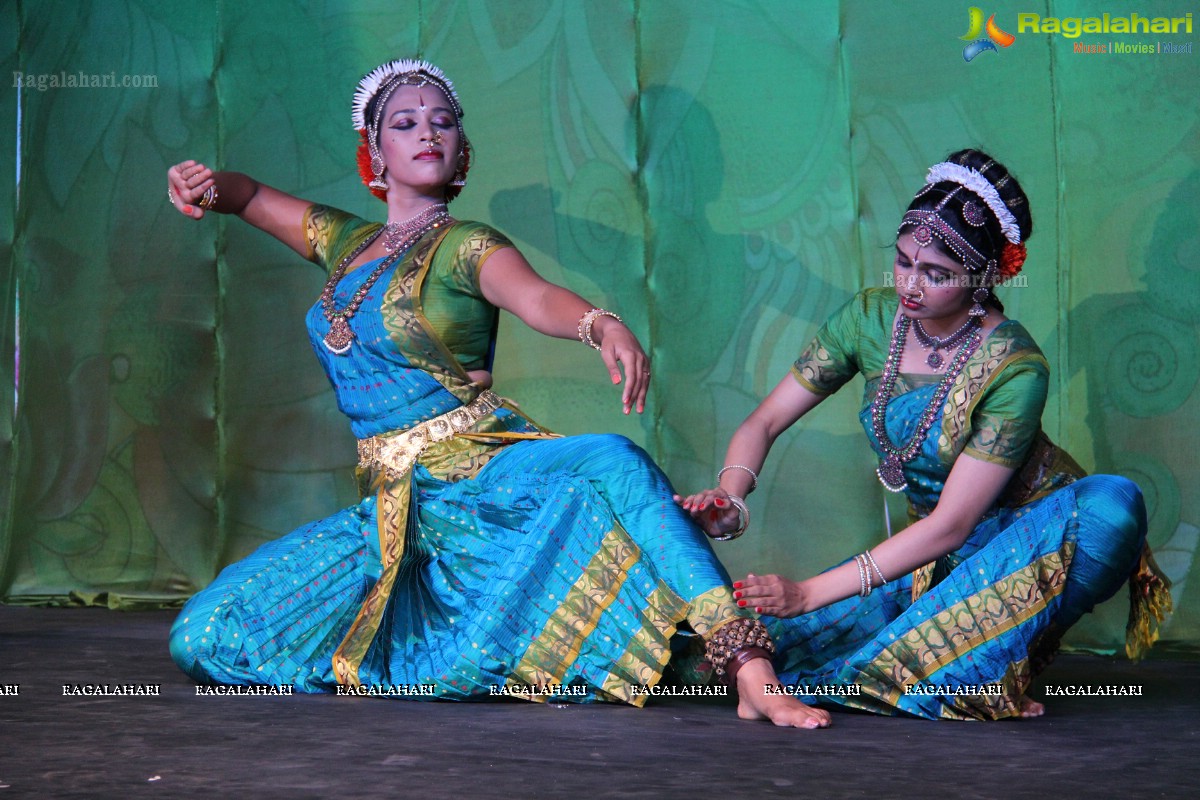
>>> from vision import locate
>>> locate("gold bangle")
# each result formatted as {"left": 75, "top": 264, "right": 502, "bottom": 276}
{"left": 198, "top": 184, "right": 219, "bottom": 210}
{"left": 854, "top": 554, "right": 868, "bottom": 597}
{"left": 577, "top": 308, "right": 621, "bottom": 350}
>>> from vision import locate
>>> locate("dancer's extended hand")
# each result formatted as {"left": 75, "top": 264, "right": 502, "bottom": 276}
{"left": 733, "top": 573, "right": 808, "bottom": 618}
{"left": 167, "top": 160, "right": 215, "bottom": 219}
{"left": 593, "top": 316, "right": 650, "bottom": 415}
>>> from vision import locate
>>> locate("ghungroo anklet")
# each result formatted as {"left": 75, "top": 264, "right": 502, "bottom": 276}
{"left": 704, "top": 618, "right": 776, "bottom": 684}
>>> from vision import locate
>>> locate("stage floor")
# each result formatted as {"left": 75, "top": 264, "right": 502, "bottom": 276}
{"left": 1, "top": 606, "right": 1196, "bottom": 799}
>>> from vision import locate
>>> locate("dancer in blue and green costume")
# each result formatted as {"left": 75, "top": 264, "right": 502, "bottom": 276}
{"left": 679, "top": 149, "right": 1171, "bottom": 721}
{"left": 165, "top": 59, "right": 829, "bottom": 728}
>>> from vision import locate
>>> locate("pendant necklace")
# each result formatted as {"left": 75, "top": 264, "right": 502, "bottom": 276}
{"left": 911, "top": 317, "right": 980, "bottom": 370}
{"left": 319, "top": 206, "right": 452, "bottom": 354}
{"left": 869, "top": 315, "right": 982, "bottom": 492}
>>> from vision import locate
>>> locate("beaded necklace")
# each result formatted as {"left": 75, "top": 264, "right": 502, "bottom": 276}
{"left": 870, "top": 315, "right": 982, "bottom": 492}
{"left": 912, "top": 317, "right": 980, "bottom": 369}
{"left": 319, "top": 208, "right": 452, "bottom": 354}
{"left": 382, "top": 203, "right": 449, "bottom": 252}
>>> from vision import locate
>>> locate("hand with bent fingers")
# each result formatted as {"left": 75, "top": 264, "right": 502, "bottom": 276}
{"left": 672, "top": 487, "right": 741, "bottom": 539}
{"left": 167, "top": 160, "right": 215, "bottom": 219}
{"left": 732, "top": 573, "right": 808, "bottom": 618}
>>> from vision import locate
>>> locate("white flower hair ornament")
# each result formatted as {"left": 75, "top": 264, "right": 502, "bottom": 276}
{"left": 351, "top": 59, "right": 463, "bottom": 131}
{"left": 924, "top": 162, "right": 1022, "bottom": 244}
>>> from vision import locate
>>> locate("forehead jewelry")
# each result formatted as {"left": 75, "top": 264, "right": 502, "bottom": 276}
{"left": 899, "top": 188, "right": 995, "bottom": 273}
{"left": 352, "top": 59, "right": 462, "bottom": 131}
{"left": 898, "top": 161, "right": 1022, "bottom": 273}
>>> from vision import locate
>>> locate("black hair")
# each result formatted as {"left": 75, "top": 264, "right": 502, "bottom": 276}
{"left": 905, "top": 148, "right": 1033, "bottom": 266}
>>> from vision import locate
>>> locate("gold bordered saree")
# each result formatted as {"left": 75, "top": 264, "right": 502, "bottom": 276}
{"left": 771, "top": 288, "right": 1169, "bottom": 720}
{"left": 170, "top": 208, "right": 746, "bottom": 704}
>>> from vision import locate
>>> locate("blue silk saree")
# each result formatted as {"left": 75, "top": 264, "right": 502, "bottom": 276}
{"left": 769, "top": 288, "right": 1169, "bottom": 720}
{"left": 170, "top": 210, "right": 742, "bottom": 704}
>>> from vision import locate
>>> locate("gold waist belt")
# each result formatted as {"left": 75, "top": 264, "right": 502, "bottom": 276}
{"left": 356, "top": 390, "right": 503, "bottom": 481}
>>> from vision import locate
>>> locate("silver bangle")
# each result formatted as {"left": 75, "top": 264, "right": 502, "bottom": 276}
{"left": 717, "top": 464, "right": 758, "bottom": 492}
{"left": 863, "top": 549, "right": 888, "bottom": 586}
{"left": 577, "top": 308, "right": 621, "bottom": 350}
{"left": 709, "top": 494, "right": 749, "bottom": 541}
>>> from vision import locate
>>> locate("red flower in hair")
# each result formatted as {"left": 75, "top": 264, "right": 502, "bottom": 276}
{"left": 355, "top": 129, "right": 387, "bottom": 202}
{"left": 998, "top": 242, "right": 1026, "bottom": 281}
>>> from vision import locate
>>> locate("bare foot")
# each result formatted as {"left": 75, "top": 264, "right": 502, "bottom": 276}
{"left": 1018, "top": 695, "right": 1045, "bottom": 718}
{"left": 734, "top": 658, "right": 832, "bottom": 729}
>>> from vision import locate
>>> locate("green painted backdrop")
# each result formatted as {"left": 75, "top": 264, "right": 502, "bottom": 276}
{"left": 2, "top": 0, "right": 1197, "bottom": 654}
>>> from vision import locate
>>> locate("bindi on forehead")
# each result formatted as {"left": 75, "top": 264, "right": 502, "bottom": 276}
{"left": 385, "top": 85, "right": 454, "bottom": 116}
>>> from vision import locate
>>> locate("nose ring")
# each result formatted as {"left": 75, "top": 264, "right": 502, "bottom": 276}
{"left": 427, "top": 131, "right": 444, "bottom": 148}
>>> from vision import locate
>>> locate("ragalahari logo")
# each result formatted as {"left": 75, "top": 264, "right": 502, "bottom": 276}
{"left": 961, "top": 7, "right": 1016, "bottom": 61}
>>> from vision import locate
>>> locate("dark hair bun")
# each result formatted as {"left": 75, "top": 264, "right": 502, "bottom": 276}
{"left": 904, "top": 149, "right": 1033, "bottom": 266}
{"left": 945, "top": 149, "right": 1032, "bottom": 242}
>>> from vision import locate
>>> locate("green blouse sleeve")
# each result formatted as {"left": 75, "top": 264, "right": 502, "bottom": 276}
{"left": 419, "top": 221, "right": 514, "bottom": 371}
{"left": 790, "top": 291, "right": 869, "bottom": 395}
{"left": 963, "top": 356, "right": 1048, "bottom": 468}
{"left": 302, "top": 204, "right": 381, "bottom": 274}
{"left": 431, "top": 221, "right": 514, "bottom": 297}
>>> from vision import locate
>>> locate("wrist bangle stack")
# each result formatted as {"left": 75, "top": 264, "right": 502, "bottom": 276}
{"left": 854, "top": 549, "right": 888, "bottom": 597}
{"left": 853, "top": 554, "right": 872, "bottom": 597}
{"left": 198, "top": 184, "right": 220, "bottom": 211}
{"left": 709, "top": 494, "right": 750, "bottom": 541}
{"left": 716, "top": 464, "right": 758, "bottom": 492}
{"left": 577, "top": 308, "right": 621, "bottom": 350}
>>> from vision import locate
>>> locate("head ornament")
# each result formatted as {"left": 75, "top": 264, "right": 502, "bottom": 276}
{"left": 351, "top": 59, "right": 462, "bottom": 131}
{"left": 350, "top": 59, "right": 469, "bottom": 200}
{"left": 922, "top": 162, "right": 1021, "bottom": 244}
{"left": 899, "top": 187, "right": 996, "bottom": 274}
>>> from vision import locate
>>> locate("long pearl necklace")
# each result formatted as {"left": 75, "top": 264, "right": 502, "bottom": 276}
{"left": 869, "top": 315, "right": 981, "bottom": 492}
{"left": 319, "top": 206, "right": 453, "bottom": 354}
